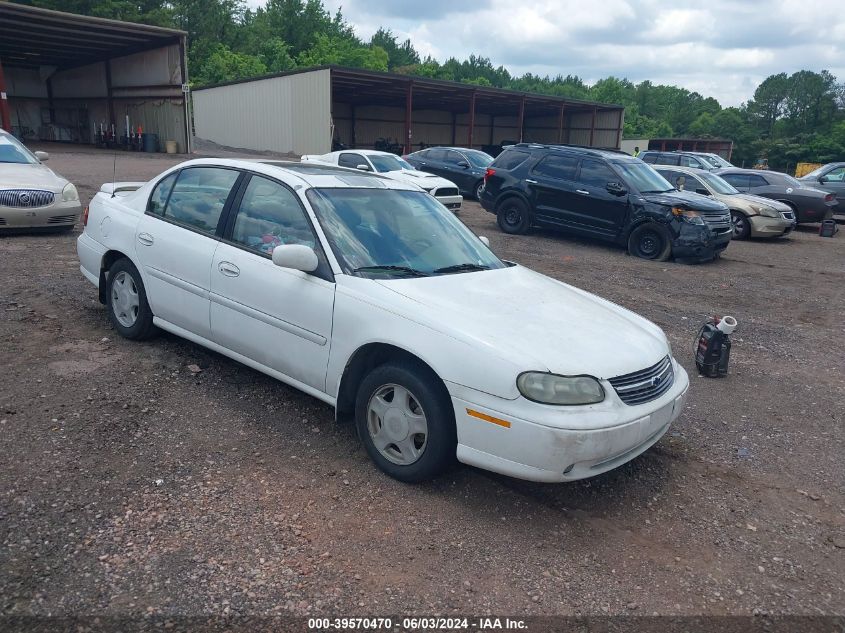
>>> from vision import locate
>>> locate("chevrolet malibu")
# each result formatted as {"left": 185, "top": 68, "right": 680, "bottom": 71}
{"left": 77, "top": 159, "right": 689, "bottom": 483}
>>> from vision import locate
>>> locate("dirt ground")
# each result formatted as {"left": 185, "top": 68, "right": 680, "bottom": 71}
{"left": 1, "top": 144, "right": 843, "bottom": 625}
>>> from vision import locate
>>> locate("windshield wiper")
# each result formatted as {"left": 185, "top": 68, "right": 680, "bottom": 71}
{"left": 353, "top": 265, "right": 430, "bottom": 277}
{"left": 433, "top": 263, "right": 490, "bottom": 274}
{"left": 641, "top": 189, "right": 674, "bottom": 194}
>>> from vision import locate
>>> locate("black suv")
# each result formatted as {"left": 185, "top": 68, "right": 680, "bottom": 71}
{"left": 479, "top": 144, "right": 733, "bottom": 261}
{"left": 639, "top": 150, "right": 718, "bottom": 171}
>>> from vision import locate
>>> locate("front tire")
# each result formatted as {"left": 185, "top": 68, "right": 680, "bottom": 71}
{"left": 628, "top": 223, "right": 672, "bottom": 261}
{"left": 731, "top": 210, "right": 751, "bottom": 239}
{"left": 496, "top": 197, "right": 532, "bottom": 235}
{"left": 106, "top": 258, "right": 157, "bottom": 340}
{"left": 355, "top": 361, "right": 456, "bottom": 483}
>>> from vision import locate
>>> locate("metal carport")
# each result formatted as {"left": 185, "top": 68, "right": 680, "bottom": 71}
{"left": 0, "top": 2, "right": 191, "bottom": 152}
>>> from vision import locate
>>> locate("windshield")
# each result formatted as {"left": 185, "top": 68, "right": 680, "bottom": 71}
{"left": 369, "top": 154, "right": 413, "bottom": 173}
{"left": 699, "top": 172, "right": 739, "bottom": 195}
{"left": 306, "top": 188, "right": 505, "bottom": 278}
{"left": 0, "top": 134, "right": 38, "bottom": 164}
{"left": 464, "top": 151, "right": 494, "bottom": 168}
{"left": 703, "top": 154, "right": 732, "bottom": 168}
{"left": 613, "top": 161, "right": 674, "bottom": 193}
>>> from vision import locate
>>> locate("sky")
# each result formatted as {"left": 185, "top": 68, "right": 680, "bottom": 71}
{"left": 246, "top": 0, "right": 845, "bottom": 107}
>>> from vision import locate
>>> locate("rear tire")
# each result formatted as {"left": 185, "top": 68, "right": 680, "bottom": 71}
{"left": 106, "top": 258, "right": 157, "bottom": 340}
{"left": 731, "top": 210, "right": 751, "bottom": 239}
{"left": 628, "top": 223, "right": 672, "bottom": 261}
{"left": 496, "top": 197, "right": 532, "bottom": 235}
{"left": 474, "top": 180, "right": 485, "bottom": 200}
{"left": 355, "top": 361, "right": 456, "bottom": 483}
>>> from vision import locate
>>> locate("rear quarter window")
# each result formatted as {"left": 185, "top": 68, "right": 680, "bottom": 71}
{"left": 492, "top": 150, "right": 530, "bottom": 170}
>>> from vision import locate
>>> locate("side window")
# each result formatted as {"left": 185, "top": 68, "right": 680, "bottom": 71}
{"left": 823, "top": 167, "right": 845, "bottom": 181}
{"left": 684, "top": 174, "right": 707, "bottom": 193}
{"left": 661, "top": 154, "right": 680, "bottom": 166}
{"left": 531, "top": 154, "right": 578, "bottom": 180}
{"left": 679, "top": 155, "right": 698, "bottom": 168}
{"left": 747, "top": 175, "right": 769, "bottom": 188}
{"left": 427, "top": 149, "right": 446, "bottom": 161}
{"left": 443, "top": 150, "right": 463, "bottom": 164}
{"left": 231, "top": 176, "right": 317, "bottom": 255}
{"left": 338, "top": 153, "right": 368, "bottom": 170}
{"left": 641, "top": 153, "right": 657, "bottom": 163}
{"left": 164, "top": 167, "right": 240, "bottom": 234}
{"left": 492, "top": 150, "right": 530, "bottom": 170}
{"left": 147, "top": 172, "right": 177, "bottom": 216}
{"left": 660, "top": 169, "right": 685, "bottom": 190}
{"left": 577, "top": 159, "right": 617, "bottom": 188}
{"left": 721, "top": 173, "right": 749, "bottom": 189}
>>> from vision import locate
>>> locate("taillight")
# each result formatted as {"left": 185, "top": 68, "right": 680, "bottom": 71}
{"left": 484, "top": 167, "right": 496, "bottom": 183}
{"left": 825, "top": 193, "right": 834, "bottom": 202}
{"left": 82, "top": 205, "right": 89, "bottom": 227}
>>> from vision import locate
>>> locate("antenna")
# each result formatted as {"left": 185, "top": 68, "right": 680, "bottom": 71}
{"left": 111, "top": 151, "right": 117, "bottom": 198}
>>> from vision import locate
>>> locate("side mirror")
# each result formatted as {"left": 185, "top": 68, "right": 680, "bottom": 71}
{"left": 457, "top": 161, "right": 470, "bottom": 168}
{"left": 35, "top": 151, "right": 49, "bottom": 161}
{"left": 478, "top": 236, "right": 490, "bottom": 247}
{"left": 606, "top": 181, "right": 627, "bottom": 196}
{"left": 356, "top": 164, "right": 371, "bottom": 172}
{"left": 271, "top": 244, "right": 319, "bottom": 273}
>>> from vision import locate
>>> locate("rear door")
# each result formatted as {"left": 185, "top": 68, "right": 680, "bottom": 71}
{"left": 565, "top": 158, "right": 629, "bottom": 236}
{"left": 210, "top": 173, "right": 335, "bottom": 390}
{"left": 134, "top": 166, "right": 242, "bottom": 340}
{"left": 525, "top": 153, "right": 580, "bottom": 227}
{"left": 415, "top": 148, "right": 447, "bottom": 177}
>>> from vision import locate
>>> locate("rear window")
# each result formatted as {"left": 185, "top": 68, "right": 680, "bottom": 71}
{"left": 492, "top": 150, "right": 530, "bottom": 170}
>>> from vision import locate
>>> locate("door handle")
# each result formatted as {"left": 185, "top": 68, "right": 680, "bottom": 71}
{"left": 525, "top": 179, "right": 537, "bottom": 184}
{"left": 137, "top": 232, "right": 154, "bottom": 246}
{"left": 218, "top": 261, "right": 240, "bottom": 277}
{"left": 576, "top": 189, "right": 590, "bottom": 195}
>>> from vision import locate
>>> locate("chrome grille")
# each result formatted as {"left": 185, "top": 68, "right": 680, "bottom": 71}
{"left": 435, "top": 187, "right": 460, "bottom": 197}
{"left": 47, "top": 214, "right": 76, "bottom": 224}
{"left": 0, "top": 189, "right": 55, "bottom": 208}
{"left": 0, "top": 218, "right": 6, "bottom": 225}
{"left": 609, "top": 355, "right": 674, "bottom": 406}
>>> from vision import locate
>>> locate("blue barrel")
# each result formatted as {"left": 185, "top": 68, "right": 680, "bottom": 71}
{"left": 142, "top": 133, "right": 159, "bottom": 153}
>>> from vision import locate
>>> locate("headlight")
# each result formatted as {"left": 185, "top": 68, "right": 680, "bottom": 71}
{"left": 753, "top": 205, "right": 779, "bottom": 218}
{"left": 517, "top": 372, "right": 605, "bottom": 405}
{"left": 671, "top": 207, "right": 705, "bottom": 225}
{"left": 62, "top": 183, "right": 79, "bottom": 202}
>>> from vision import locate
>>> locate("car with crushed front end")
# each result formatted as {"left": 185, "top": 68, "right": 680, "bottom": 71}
{"left": 0, "top": 130, "right": 82, "bottom": 231}
{"left": 654, "top": 165, "right": 795, "bottom": 239}
{"left": 480, "top": 143, "right": 732, "bottom": 262}
{"left": 77, "top": 158, "right": 689, "bottom": 484}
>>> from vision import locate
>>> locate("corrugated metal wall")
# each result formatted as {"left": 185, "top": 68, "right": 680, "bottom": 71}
{"left": 192, "top": 69, "right": 332, "bottom": 155}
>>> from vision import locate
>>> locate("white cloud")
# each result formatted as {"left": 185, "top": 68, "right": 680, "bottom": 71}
{"left": 247, "top": 0, "right": 845, "bottom": 106}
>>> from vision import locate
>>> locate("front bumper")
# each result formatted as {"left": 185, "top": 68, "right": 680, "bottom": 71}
{"left": 672, "top": 223, "right": 731, "bottom": 261}
{"left": 435, "top": 194, "right": 463, "bottom": 211}
{"left": 0, "top": 199, "right": 82, "bottom": 229}
{"left": 749, "top": 213, "right": 795, "bottom": 237}
{"left": 448, "top": 360, "right": 690, "bottom": 482}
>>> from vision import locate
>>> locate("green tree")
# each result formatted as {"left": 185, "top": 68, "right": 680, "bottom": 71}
{"left": 370, "top": 28, "right": 419, "bottom": 69}
{"left": 298, "top": 34, "right": 388, "bottom": 71}
{"left": 193, "top": 44, "right": 266, "bottom": 85}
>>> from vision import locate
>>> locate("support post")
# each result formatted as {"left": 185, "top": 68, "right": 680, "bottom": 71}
{"left": 104, "top": 60, "right": 116, "bottom": 131}
{"left": 46, "top": 76, "right": 55, "bottom": 125}
{"left": 467, "top": 90, "right": 476, "bottom": 149}
{"left": 350, "top": 105, "right": 356, "bottom": 147}
{"left": 450, "top": 111, "right": 456, "bottom": 145}
{"left": 557, "top": 103, "right": 565, "bottom": 144}
{"left": 517, "top": 96, "right": 525, "bottom": 143}
{"left": 615, "top": 109, "right": 623, "bottom": 149}
{"left": 179, "top": 35, "right": 191, "bottom": 153}
{"left": 0, "top": 57, "right": 12, "bottom": 133}
{"left": 404, "top": 80, "right": 413, "bottom": 154}
{"left": 589, "top": 106, "right": 597, "bottom": 146}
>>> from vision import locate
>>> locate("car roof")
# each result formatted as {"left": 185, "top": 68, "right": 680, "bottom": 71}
{"left": 505, "top": 143, "right": 634, "bottom": 161}
{"left": 179, "top": 158, "right": 418, "bottom": 190}
{"left": 653, "top": 164, "right": 712, "bottom": 175}
{"left": 333, "top": 149, "right": 403, "bottom": 157}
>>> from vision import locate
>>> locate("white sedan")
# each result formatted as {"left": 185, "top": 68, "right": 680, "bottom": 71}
{"left": 77, "top": 158, "right": 689, "bottom": 483}
{"left": 301, "top": 149, "right": 463, "bottom": 211}
{"left": 0, "top": 130, "right": 82, "bottom": 231}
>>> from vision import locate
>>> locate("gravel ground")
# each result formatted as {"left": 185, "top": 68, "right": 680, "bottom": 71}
{"left": 1, "top": 144, "right": 843, "bottom": 625}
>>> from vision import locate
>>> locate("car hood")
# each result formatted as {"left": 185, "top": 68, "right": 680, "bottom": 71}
{"left": 0, "top": 162, "right": 68, "bottom": 192}
{"left": 641, "top": 189, "right": 727, "bottom": 212}
{"left": 735, "top": 193, "right": 790, "bottom": 211}
{"left": 375, "top": 265, "right": 669, "bottom": 379}
{"left": 384, "top": 169, "right": 456, "bottom": 189}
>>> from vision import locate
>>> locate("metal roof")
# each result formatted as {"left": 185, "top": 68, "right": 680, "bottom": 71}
{"left": 194, "top": 66, "right": 623, "bottom": 116}
{"left": 0, "top": 2, "right": 186, "bottom": 70}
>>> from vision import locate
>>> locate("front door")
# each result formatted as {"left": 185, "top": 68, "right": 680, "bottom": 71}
{"left": 818, "top": 166, "right": 845, "bottom": 207}
{"left": 565, "top": 158, "right": 629, "bottom": 237}
{"left": 134, "top": 166, "right": 242, "bottom": 339}
{"left": 209, "top": 173, "right": 335, "bottom": 391}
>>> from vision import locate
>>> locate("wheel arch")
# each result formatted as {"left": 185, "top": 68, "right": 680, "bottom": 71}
{"left": 98, "top": 249, "right": 131, "bottom": 304}
{"left": 493, "top": 189, "right": 531, "bottom": 212}
{"left": 335, "top": 343, "right": 446, "bottom": 423}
